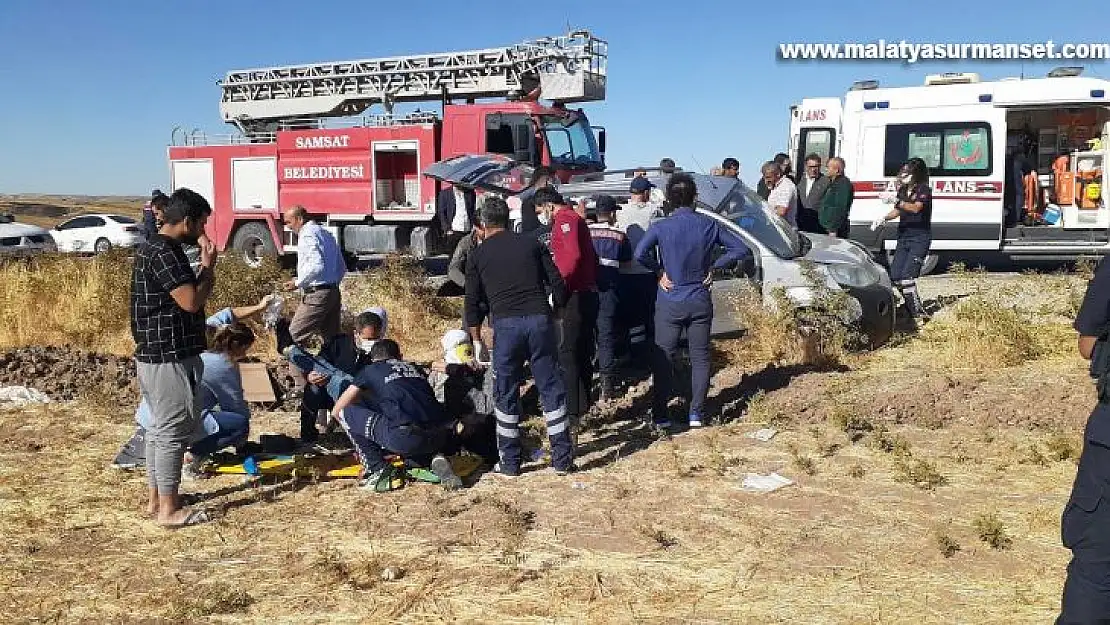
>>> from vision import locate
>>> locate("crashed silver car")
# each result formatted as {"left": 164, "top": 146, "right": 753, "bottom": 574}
{"left": 424, "top": 156, "right": 897, "bottom": 347}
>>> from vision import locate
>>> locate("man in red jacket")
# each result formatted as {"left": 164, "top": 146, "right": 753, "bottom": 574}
{"left": 536, "top": 187, "right": 599, "bottom": 430}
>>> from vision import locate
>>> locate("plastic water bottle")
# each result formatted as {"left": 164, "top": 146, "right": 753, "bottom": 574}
{"left": 262, "top": 294, "right": 284, "bottom": 329}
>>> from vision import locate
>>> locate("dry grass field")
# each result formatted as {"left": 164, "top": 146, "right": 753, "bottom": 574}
{"left": 0, "top": 194, "right": 146, "bottom": 229}
{"left": 0, "top": 256, "right": 1097, "bottom": 623}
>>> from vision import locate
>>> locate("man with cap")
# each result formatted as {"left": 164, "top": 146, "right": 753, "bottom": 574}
{"left": 589, "top": 195, "right": 633, "bottom": 400}
{"left": 617, "top": 176, "right": 663, "bottom": 366}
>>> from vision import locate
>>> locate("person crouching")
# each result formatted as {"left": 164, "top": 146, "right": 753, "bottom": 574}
{"left": 428, "top": 329, "right": 498, "bottom": 465}
{"left": 331, "top": 339, "right": 463, "bottom": 491}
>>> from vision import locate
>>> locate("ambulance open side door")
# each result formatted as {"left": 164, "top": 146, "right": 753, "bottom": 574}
{"left": 790, "top": 98, "right": 842, "bottom": 172}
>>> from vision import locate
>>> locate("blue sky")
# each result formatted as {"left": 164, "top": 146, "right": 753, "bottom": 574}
{"left": 1, "top": 0, "right": 1108, "bottom": 195}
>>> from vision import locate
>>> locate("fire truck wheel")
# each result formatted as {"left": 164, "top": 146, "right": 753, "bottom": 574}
{"left": 231, "top": 222, "right": 278, "bottom": 268}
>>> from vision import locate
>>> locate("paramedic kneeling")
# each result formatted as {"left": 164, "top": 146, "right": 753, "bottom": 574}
{"left": 1058, "top": 258, "right": 1110, "bottom": 624}
{"left": 331, "top": 339, "right": 462, "bottom": 492}
{"left": 634, "top": 173, "right": 750, "bottom": 430}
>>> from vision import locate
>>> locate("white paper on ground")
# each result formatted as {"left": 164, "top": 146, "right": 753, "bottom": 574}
{"left": 746, "top": 427, "right": 778, "bottom": 442}
{"left": 0, "top": 386, "right": 52, "bottom": 406}
{"left": 740, "top": 472, "right": 794, "bottom": 493}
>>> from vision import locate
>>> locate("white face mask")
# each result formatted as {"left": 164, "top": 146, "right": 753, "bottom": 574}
{"left": 537, "top": 211, "right": 551, "bottom": 226}
{"left": 898, "top": 173, "right": 912, "bottom": 185}
{"left": 358, "top": 338, "right": 377, "bottom": 354}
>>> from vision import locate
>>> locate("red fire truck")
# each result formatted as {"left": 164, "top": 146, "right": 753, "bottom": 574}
{"left": 167, "top": 31, "right": 607, "bottom": 264}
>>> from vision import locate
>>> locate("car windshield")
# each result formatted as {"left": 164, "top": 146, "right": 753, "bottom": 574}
{"left": 541, "top": 114, "right": 602, "bottom": 169}
{"left": 709, "top": 183, "right": 802, "bottom": 258}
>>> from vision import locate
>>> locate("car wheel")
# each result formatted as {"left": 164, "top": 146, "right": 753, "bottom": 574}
{"left": 231, "top": 222, "right": 278, "bottom": 268}
{"left": 94, "top": 238, "right": 112, "bottom": 254}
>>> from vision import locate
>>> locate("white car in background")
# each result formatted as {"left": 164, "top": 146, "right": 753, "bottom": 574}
{"left": 50, "top": 213, "right": 145, "bottom": 254}
{"left": 0, "top": 213, "right": 57, "bottom": 256}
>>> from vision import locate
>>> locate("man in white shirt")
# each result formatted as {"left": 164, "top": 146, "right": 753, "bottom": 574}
{"left": 616, "top": 176, "right": 663, "bottom": 362}
{"left": 279, "top": 204, "right": 348, "bottom": 357}
{"left": 762, "top": 161, "right": 799, "bottom": 227}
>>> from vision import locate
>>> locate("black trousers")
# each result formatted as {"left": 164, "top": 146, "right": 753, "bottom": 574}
{"left": 1059, "top": 404, "right": 1110, "bottom": 624}
{"left": 556, "top": 290, "right": 599, "bottom": 422}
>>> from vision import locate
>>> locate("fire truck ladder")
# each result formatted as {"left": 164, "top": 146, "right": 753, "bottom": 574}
{"left": 219, "top": 31, "right": 607, "bottom": 134}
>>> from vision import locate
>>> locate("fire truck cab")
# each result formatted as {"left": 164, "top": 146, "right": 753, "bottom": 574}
{"left": 168, "top": 31, "right": 607, "bottom": 265}
{"left": 789, "top": 67, "right": 1110, "bottom": 271}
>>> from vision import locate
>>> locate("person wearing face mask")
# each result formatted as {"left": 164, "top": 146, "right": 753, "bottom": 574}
{"left": 130, "top": 187, "right": 216, "bottom": 527}
{"left": 870, "top": 157, "right": 932, "bottom": 324}
{"left": 517, "top": 166, "right": 557, "bottom": 236}
{"left": 280, "top": 310, "right": 384, "bottom": 444}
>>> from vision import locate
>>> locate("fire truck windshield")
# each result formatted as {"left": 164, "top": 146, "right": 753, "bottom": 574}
{"left": 540, "top": 114, "right": 602, "bottom": 169}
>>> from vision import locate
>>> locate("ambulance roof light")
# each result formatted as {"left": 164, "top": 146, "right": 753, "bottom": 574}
{"left": 1048, "top": 66, "right": 1084, "bottom": 78}
{"left": 850, "top": 80, "right": 879, "bottom": 91}
{"left": 924, "top": 72, "right": 981, "bottom": 85}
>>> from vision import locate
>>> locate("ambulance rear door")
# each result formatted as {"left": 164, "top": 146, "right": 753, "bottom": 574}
{"left": 790, "top": 98, "right": 842, "bottom": 172}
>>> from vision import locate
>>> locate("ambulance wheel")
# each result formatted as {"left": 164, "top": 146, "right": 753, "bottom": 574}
{"left": 883, "top": 251, "right": 939, "bottom": 276}
{"left": 231, "top": 222, "right": 277, "bottom": 268}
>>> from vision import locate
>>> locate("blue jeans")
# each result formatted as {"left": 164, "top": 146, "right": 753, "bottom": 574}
{"left": 189, "top": 410, "right": 250, "bottom": 457}
{"left": 338, "top": 405, "right": 446, "bottom": 474}
{"left": 652, "top": 292, "right": 713, "bottom": 424}
{"left": 288, "top": 345, "right": 355, "bottom": 439}
{"left": 491, "top": 314, "right": 572, "bottom": 472}
{"left": 596, "top": 288, "right": 621, "bottom": 375}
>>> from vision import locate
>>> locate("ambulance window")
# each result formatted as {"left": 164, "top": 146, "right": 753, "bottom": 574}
{"left": 800, "top": 128, "right": 835, "bottom": 167}
{"left": 884, "top": 122, "right": 992, "bottom": 177}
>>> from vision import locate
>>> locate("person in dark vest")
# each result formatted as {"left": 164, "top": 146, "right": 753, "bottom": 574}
{"left": 1057, "top": 257, "right": 1110, "bottom": 623}
{"left": 437, "top": 183, "right": 476, "bottom": 252}
{"left": 588, "top": 195, "right": 633, "bottom": 400}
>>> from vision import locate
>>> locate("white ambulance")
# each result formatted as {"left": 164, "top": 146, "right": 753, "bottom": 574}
{"left": 788, "top": 67, "right": 1110, "bottom": 273}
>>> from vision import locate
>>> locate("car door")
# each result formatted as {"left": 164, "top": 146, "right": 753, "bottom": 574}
{"left": 51, "top": 217, "right": 84, "bottom": 252}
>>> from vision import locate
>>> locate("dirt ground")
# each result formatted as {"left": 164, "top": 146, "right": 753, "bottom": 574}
{"left": 0, "top": 269, "right": 1095, "bottom": 623}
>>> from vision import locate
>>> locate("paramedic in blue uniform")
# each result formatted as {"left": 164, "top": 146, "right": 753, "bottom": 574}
{"left": 331, "top": 339, "right": 462, "bottom": 491}
{"left": 1058, "top": 257, "right": 1110, "bottom": 624}
{"left": 870, "top": 157, "right": 932, "bottom": 323}
{"left": 588, "top": 195, "right": 633, "bottom": 401}
{"left": 633, "top": 173, "right": 750, "bottom": 430}
{"left": 464, "top": 196, "right": 574, "bottom": 476}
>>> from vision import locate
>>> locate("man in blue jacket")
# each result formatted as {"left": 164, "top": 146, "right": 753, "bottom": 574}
{"left": 634, "top": 173, "right": 750, "bottom": 430}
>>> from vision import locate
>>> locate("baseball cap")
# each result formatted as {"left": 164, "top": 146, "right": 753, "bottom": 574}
{"left": 629, "top": 177, "right": 655, "bottom": 193}
{"left": 595, "top": 195, "right": 618, "bottom": 215}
